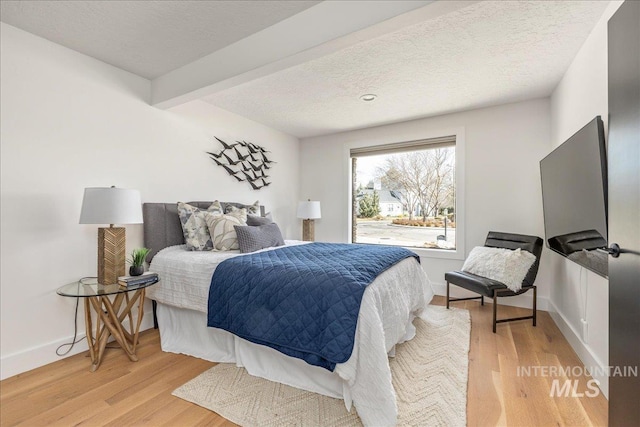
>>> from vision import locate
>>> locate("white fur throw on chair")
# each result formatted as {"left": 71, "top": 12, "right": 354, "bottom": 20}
{"left": 462, "top": 246, "right": 536, "bottom": 292}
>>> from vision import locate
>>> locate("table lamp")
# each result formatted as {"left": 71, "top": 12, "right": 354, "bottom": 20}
{"left": 79, "top": 187, "right": 143, "bottom": 285}
{"left": 297, "top": 200, "right": 321, "bottom": 242}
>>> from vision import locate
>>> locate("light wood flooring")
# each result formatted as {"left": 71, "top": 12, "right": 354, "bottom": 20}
{"left": 1, "top": 297, "right": 607, "bottom": 426}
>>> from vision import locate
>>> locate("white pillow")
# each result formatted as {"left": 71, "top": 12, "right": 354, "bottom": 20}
{"left": 462, "top": 246, "right": 536, "bottom": 292}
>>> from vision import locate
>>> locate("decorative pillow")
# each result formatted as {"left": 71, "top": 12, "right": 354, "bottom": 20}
{"left": 207, "top": 214, "right": 243, "bottom": 251}
{"left": 209, "top": 200, "right": 224, "bottom": 215}
{"left": 225, "top": 200, "right": 260, "bottom": 216}
{"left": 246, "top": 215, "right": 272, "bottom": 226}
{"left": 234, "top": 223, "right": 285, "bottom": 253}
{"left": 224, "top": 206, "right": 248, "bottom": 224}
{"left": 462, "top": 246, "right": 536, "bottom": 292}
{"left": 177, "top": 202, "right": 222, "bottom": 251}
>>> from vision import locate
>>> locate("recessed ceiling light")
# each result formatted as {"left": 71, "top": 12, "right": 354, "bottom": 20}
{"left": 360, "top": 94, "right": 377, "bottom": 102}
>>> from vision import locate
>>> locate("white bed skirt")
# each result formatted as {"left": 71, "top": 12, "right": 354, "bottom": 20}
{"left": 157, "top": 303, "right": 349, "bottom": 401}
{"left": 149, "top": 248, "right": 433, "bottom": 425}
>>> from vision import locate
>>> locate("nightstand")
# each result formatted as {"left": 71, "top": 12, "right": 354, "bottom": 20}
{"left": 56, "top": 278, "right": 158, "bottom": 372}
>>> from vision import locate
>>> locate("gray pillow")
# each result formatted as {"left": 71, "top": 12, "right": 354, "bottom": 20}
{"left": 234, "top": 223, "right": 285, "bottom": 253}
{"left": 247, "top": 215, "right": 273, "bottom": 226}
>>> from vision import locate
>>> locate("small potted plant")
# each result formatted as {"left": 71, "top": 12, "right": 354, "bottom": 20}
{"left": 128, "top": 247, "right": 151, "bottom": 276}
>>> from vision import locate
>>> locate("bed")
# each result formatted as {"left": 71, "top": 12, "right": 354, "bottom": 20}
{"left": 143, "top": 202, "right": 433, "bottom": 426}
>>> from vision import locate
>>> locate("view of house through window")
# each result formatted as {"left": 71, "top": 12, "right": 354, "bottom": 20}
{"left": 351, "top": 137, "right": 456, "bottom": 250}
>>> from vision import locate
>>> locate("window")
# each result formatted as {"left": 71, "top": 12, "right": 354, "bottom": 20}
{"left": 350, "top": 136, "right": 457, "bottom": 251}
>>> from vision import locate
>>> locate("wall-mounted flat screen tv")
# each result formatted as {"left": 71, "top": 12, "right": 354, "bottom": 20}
{"left": 540, "top": 116, "right": 608, "bottom": 278}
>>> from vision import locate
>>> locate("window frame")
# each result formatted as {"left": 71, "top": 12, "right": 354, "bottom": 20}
{"left": 344, "top": 127, "right": 466, "bottom": 260}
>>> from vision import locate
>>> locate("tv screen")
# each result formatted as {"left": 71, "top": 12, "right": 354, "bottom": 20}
{"left": 540, "top": 116, "right": 608, "bottom": 277}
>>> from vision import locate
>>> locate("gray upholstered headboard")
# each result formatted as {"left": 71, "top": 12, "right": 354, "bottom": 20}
{"left": 143, "top": 201, "right": 266, "bottom": 261}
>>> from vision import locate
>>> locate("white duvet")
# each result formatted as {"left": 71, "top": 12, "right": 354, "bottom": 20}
{"left": 147, "top": 241, "right": 433, "bottom": 426}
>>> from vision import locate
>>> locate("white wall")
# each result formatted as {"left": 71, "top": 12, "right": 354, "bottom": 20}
{"left": 300, "top": 98, "right": 551, "bottom": 308}
{"left": 0, "top": 23, "right": 300, "bottom": 380}
{"left": 548, "top": 0, "right": 623, "bottom": 398}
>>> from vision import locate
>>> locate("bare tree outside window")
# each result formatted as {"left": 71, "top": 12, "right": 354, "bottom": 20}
{"left": 352, "top": 145, "right": 456, "bottom": 249}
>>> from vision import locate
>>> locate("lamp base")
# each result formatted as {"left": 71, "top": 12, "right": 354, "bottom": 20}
{"left": 98, "top": 227, "right": 126, "bottom": 285}
{"left": 302, "top": 219, "right": 315, "bottom": 242}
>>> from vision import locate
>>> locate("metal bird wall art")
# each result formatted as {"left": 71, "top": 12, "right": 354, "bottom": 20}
{"left": 206, "top": 136, "right": 275, "bottom": 190}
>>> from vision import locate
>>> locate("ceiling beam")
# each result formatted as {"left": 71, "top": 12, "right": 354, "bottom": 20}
{"left": 151, "top": 1, "right": 436, "bottom": 109}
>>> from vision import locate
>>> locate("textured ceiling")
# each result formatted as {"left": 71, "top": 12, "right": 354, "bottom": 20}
{"left": 0, "top": 0, "right": 319, "bottom": 79}
{"left": 203, "top": 1, "right": 610, "bottom": 138}
{"left": 1, "top": 0, "right": 610, "bottom": 138}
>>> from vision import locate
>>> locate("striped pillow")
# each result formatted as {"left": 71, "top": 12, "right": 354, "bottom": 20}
{"left": 207, "top": 215, "right": 243, "bottom": 251}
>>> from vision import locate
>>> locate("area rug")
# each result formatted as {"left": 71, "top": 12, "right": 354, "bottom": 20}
{"left": 173, "top": 305, "right": 470, "bottom": 426}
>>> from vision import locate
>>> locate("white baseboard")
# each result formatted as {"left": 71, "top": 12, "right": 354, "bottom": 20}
{"left": 431, "top": 281, "right": 549, "bottom": 311}
{"left": 0, "top": 315, "right": 154, "bottom": 381}
{"left": 547, "top": 300, "right": 609, "bottom": 399}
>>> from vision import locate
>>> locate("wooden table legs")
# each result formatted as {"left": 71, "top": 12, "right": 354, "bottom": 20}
{"left": 84, "top": 289, "right": 146, "bottom": 372}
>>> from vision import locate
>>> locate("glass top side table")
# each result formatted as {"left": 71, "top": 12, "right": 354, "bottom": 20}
{"left": 56, "top": 277, "right": 158, "bottom": 371}
{"left": 57, "top": 278, "right": 158, "bottom": 297}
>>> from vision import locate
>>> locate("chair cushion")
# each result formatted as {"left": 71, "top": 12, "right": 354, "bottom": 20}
{"left": 485, "top": 231, "right": 542, "bottom": 254}
{"left": 445, "top": 271, "right": 507, "bottom": 297}
{"left": 445, "top": 271, "right": 533, "bottom": 297}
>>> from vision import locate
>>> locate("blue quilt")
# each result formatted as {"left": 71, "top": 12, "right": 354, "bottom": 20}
{"left": 207, "top": 242, "right": 419, "bottom": 370}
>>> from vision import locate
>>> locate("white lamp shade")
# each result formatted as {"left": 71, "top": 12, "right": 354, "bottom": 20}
{"left": 297, "top": 200, "right": 321, "bottom": 219}
{"left": 79, "top": 187, "right": 143, "bottom": 225}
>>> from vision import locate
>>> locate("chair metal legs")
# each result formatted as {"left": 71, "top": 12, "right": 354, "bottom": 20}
{"left": 447, "top": 283, "right": 537, "bottom": 333}
{"left": 446, "top": 281, "right": 484, "bottom": 309}
{"left": 492, "top": 286, "right": 537, "bottom": 333}
{"left": 493, "top": 292, "right": 498, "bottom": 333}
{"left": 533, "top": 286, "right": 537, "bottom": 326}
